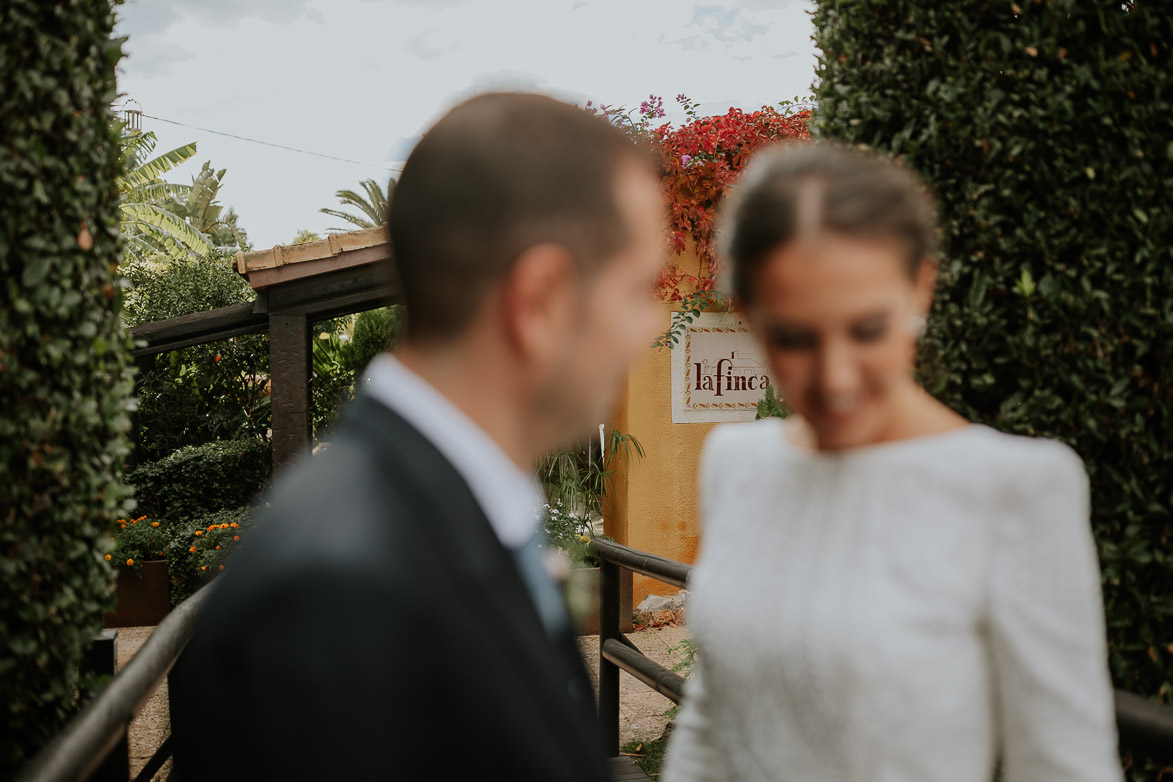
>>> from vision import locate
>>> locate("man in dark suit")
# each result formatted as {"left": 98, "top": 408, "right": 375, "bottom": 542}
{"left": 169, "top": 92, "right": 666, "bottom": 780}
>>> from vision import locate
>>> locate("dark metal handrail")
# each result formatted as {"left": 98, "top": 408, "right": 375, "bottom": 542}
{"left": 589, "top": 539, "right": 1173, "bottom": 765}
{"left": 16, "top": 579, "right": 219, "bottom": 782}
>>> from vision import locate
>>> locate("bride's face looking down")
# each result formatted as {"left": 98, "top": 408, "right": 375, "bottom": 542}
{"left": 720, "top": 144, "right": 941, "bottom": 452}
{"left": 744, "top": 231, "right": 936, "bottom": 451}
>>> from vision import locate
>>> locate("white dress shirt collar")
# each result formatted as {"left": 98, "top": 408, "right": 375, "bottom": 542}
{"left": 360, "top": 353, "right": 543, "bottom": 550}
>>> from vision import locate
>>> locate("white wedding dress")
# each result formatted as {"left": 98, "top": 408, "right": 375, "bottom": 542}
{"left": 664, "top": 419, "right": 1122, "bottom": 782}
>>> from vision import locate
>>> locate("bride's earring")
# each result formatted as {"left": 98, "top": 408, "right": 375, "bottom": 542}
{"left": 908, "top": 314, "right": 927, "bottom": 339}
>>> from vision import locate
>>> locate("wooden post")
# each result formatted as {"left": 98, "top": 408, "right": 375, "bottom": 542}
{"left": 269, "top": 312, "right": 311, "bottom": 473}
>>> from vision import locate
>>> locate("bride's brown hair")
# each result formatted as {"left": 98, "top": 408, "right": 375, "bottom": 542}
{"left": 718, "top": 142, "right": 939, "bottom": 303}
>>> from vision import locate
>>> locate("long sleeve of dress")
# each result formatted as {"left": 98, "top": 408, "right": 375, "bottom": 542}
{"left": 986, "top": 442, "right": 1122, "bottom": 781}
{"left": 663, "top": 660, "right": 727, "bottom": 782}
{"left": 662, "top": 429, "right": 737, "bottom": 782}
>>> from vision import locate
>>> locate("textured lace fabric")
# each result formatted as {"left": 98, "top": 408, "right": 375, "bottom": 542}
{"left": 663, "top": 419, "right": 1122, "bottom": 782}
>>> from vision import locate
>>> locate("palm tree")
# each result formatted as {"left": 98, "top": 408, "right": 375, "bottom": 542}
{"left": 118, "top": 130, "right": 211, "bottom": 265}
{"left": 319, "top": 177, "right": 395, "bottom": 232}
{"left": 164, "top": 161, "right": 249, "bottom": 249}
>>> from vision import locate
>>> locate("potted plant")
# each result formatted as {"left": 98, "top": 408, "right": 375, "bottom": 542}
{"left": 539, "top": 427, "right": 643, "bottom": 634}
{"left": 102, "top": 515, "right": 170, "bottom": 628}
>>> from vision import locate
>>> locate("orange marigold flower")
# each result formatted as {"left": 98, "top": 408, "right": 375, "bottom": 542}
{"left": 126, "top": 559, "right": 134, "bottom": 566}
{"left": 104, "top": 554, "right": 112, "bottom": 561}
{"left": 215, "top": 545, "right": 220, "bottom": 550}
{"left": 189, "top": 546, "right": 197, "bottom": 553}
{"left": 130, "top": 519, "right": 136, "bottom": 524}
{"left": 117, "top": 519, "right": 125, "bottom": 524}
{"left": 200, "top": 566, "right": 207, "bottom": 571}
{"left": 219, "top": 565, "right": 224, "bottom": 571}
{"left": 233, "top": 536, "right": 240, "bottom": 541}
{"left": 151, "top": 521, "right": 160, "bottom": 527}
{"left": 194, "top": 530, "right": 203, "bottom": 536}
{"left": 230, "top": 523, "right": 239, "bottom": 529}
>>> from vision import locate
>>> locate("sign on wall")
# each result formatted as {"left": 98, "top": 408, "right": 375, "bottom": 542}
{"left": 670, "top": 311, "right": 775, "bottom": 424}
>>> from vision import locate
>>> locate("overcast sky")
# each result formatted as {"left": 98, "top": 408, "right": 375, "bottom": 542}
{"left": 115, "top": 0, "right": 817, "bottom": 249}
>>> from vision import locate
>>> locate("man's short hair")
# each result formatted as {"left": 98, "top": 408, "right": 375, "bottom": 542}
{"left": 387, "top": 92, "right": 647, "bottom": 340}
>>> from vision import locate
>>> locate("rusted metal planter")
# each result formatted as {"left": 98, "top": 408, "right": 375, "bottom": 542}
{"left": 570, "top": 566, "right": 633, "bottom": 636}
{"left": 103, "top": 560, "right": 170, "bottom": 628}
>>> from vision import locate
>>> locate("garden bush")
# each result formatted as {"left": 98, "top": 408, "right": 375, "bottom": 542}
{"left": 165, "top": 505, "right": 255, "bottom": 605}
{"left": 123, "top": 249, "right": 270, "bottom": 461}
{"left": 127, "top": 437, "right": 271, "bottom": 521}
{"left": 347, "top": 305, "right": 405, "bottom": 376}
{"left": 812, "top": 0, "right": 1173, "bottom": 760}
{"left": 0, "top": 0, "right": 133, "bottom": 772}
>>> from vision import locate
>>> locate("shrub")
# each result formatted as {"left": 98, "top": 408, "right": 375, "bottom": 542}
{"left": 812, "top": 0, "right": 1173, "bottom": 758}
{"left": 123, "top": 249, "right": 270, "bottom": 461}
{"left": 166, "top": 505, "right": 255, "bottom": 605}
{"left": 127, "top": 438, "right": 271, "bottom": 521}
{"left": 347, "top": 305, "right": 405, "bottom": 376}
{"left": 0, "top": 0, "right": 133, "bottom": 771}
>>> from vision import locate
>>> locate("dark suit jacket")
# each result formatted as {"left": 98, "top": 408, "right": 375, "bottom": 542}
{"left": 170, "top": 396, "right": 612, "bottom": 781}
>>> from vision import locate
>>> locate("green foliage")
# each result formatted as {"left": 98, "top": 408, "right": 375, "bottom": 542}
{"left": 542, "top": 502, "right": 596, "bottom": 561}
{"left": 540, "top": 429, "right": 645, "bottom": 521}
{"left": 165, "top": 505, "right": 254, "bottom": 605}
{"left": 106, "top": 514, "right": 167, "bottom": 574}
{"left": 0, "top": 0, "right": 135, "bottom": 771}
{"left": 348, "top": 305, "right": 405, "bottom": 376}
{"left": 755, "top": 385, "right": 791, "bottom": 420}
{"left": 123, "top": 249, "right": 271, "bottom": 460}
{"left": 122, "top": 247, "right": 254, "bottom": 326}
{"left": 310, "top": 307, "right": 405, "bottom": 439}
{"left": 320, "top": 177, "right": 395, "bottom": 232}
{"left": 117, "top": 130, "right": 211, "bottom": 264}
{"left": 162, "top": 161, "right": 249, "bottom": 249}
{"left": 291, "top": 228, "right": 321, "bottom": 245}
{"left": 621, "top": 734, "right": 671, "bottom": 778}
{"left": 126, "top": 438, "right": 271, "bottom": 522}
{"left": 813, "top": 2, "right": 1173, "bottom": 769}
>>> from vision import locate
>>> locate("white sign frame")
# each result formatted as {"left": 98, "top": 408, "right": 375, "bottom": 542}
{"left": 670, "top": 311, "right": 772, "bottom": 424}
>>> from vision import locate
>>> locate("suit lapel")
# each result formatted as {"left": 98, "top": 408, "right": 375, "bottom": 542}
{"left": 338, "top": 397, "right": 592, "bottom": 719}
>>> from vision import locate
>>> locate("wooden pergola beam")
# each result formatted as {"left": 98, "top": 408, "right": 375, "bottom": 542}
{"left": 126, "top": 227, "right": 399, "bottom": 475}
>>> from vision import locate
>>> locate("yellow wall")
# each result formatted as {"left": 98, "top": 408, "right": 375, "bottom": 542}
{"left": 605, "top": 301, "right": 718, "bottom": 606}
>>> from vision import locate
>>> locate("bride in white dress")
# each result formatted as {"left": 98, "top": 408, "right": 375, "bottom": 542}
{"left": 663, "top": 143, "right": 1121, "bottom": 782}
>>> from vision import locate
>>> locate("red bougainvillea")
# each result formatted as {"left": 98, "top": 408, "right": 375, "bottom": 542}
{"left": 588, "top": 95, "right": 811, "bottom": 345}
{"left": 651, "top": 106, "right": 811, "bottom": 289}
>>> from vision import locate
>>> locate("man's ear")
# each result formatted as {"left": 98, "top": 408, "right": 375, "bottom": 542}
{"left": 502, "top": 243, "right": 579, "bottom": 362}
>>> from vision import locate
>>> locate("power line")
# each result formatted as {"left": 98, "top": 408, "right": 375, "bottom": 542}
{"left": 140, "top": 113, "right": 402, "bottom": 174}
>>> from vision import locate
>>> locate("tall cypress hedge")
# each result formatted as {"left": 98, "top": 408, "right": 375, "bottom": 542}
{"left": 813, "top": 0, "right": 1172, "bottom": 716}
{"left": 0, "top": 0, "right": 134, "bottom": 772}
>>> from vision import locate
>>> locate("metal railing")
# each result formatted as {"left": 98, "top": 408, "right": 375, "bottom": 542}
{"left": 16, "top": 579, "right": 218, "bottom": 782}
{"left": 18, "top": 540, "right": 1173, "bottom": 779}
{"left": 588, "top": 538, "right": 1173, "bottom": 766}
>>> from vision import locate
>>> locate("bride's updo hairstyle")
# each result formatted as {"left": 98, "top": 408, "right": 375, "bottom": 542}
{"left": 718, "top": 142, "right": 939, "bottom": 303}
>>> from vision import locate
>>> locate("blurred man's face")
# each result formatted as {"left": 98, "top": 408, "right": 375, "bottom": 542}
{"left": 538, "top": 164, "right": 667, "bottom": 445}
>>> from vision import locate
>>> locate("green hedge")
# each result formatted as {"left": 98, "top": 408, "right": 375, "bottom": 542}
{"left": 813, "top": 0, "right": 1172, "bottom": 757}
{"left": 127, "top": 437, "right": 271, "bottom": 521}
{"left": 0, "top": 0, "right": 133, "bottom": 772}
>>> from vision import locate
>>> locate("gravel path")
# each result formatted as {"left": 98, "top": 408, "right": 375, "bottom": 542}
{"left": 113, "top": 626, "right": 172, "bottom": 781}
